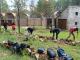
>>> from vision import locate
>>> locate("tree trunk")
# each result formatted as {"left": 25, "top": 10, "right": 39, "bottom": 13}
{"left": 17, "top": 3, "right": 20, "bottom": 33}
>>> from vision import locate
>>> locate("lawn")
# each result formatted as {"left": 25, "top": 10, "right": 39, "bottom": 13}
{"left": 0, "top": 26, "right": 80, "bottom": 60}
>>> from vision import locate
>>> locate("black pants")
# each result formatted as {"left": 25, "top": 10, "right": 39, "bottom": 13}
{"left": 53, "top": 32, "right": 59, "bottom": 39}
{"left": 4, "top": 26, "right": 7, "bottom": 31}
{"left": 50, "top": 28, "right": 60, "bottom": 40}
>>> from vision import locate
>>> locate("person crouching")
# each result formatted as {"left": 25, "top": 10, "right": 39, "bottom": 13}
{"left": 27, "top": 27, "right": 34, "bottom": 34}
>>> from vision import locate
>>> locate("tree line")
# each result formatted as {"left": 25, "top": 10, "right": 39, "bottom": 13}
{"left": 1, "top": 0, "right": 80, "bottom": 17}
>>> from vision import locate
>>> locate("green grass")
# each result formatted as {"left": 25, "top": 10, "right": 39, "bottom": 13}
{"left": 0, "top": 26, "right": 80, "bottom": 60}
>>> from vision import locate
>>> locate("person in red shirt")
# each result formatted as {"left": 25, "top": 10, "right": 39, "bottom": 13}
{"left": 67, "top": 26, "right": 78, "bottom": 40}
{"left": 12, "top": 22, "right": 16, "bottom": 31}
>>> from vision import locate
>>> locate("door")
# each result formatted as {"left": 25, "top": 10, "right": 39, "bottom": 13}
{"left": 58, "top": 19, "right": 67, "bottom": 29}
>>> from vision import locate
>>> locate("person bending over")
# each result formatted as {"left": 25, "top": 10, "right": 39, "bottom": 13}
{"left": 67, "top": 26, "right": 78, "bottom": 40}
{"left": 27, "top": 27, "right": 34, "bottom": 34}
{"left": 50, "top": 28, "right": 61, "bottom": 40}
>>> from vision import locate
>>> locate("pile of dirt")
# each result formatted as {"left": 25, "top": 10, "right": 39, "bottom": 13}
{"left": 58, "top": 39, "right": 80, "bottom": 46}
{"left": 38, "top": 35, "right": 54, "bottom": 42}
{"left": 38, "top": 35, "right": 80, "bottom": 46}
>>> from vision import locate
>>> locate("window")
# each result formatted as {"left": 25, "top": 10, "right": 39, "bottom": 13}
{"left": 75, "top": 12, "right": 78, "bottom": 16}
{"left": 75, "top": 22, "right": 78, "bottom": 25}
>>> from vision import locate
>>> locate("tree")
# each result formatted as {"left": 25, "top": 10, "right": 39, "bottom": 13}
{"left": 29, "top": 0, "right": 35, "bottom": 18}
{"left": 56, "top": 0, "right": 80, "bottom": 11}
{"left": 71, "top": 0, "right": 80, "bottom": 5}
{"left": 0, "top": 0, "right": 9, "bottom": 12}
{"left": 35, "top": 0, "right": 56, "bottom": 28}
{"left": 12, "top": 0, "right": 28, "bottom": 33}
{"left": 56, "top": 0, "right": 70, "bottom": 11}
{"left": 36, "top": 0, "right": 55, "bottom": 17}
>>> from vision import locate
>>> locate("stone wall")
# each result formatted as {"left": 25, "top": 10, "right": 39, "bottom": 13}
{"left": 68, "top": 6, "right": 80, "bottom": 29}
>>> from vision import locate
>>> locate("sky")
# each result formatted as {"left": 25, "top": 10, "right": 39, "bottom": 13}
{"left": 6, "top": 0, "right": 39, "bottom": 10}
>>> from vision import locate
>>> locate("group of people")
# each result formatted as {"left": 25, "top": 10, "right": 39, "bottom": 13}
{"left": 26, "top": 24, "right": 78, "bottom": 41}
{"left": 2, "top": 21, "right": 16, "bottom": 32}
{"left": 2, "top": 40, "right": 30, "bottom": 54}
{"left": 2, "top": 21, "right": 79, "bottom": 41}
{"left": 1, "top": 40, "right": 73, "bottom": 60}
{"left": 35, "top": 47, "right": 73, "bottom": 60}
{"left": 50, "top": 24, "right": 78, "bottom": 40}
{"left": 0, "top": 24, "right": 76, "bottom": 60}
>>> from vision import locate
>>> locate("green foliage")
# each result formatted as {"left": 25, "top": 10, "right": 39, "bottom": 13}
{"left": 0, "top": 0, "right": 9, "bottom": 12}
{"left": 56, "top": 0, "right": 80, "bottom": 11}
{"left": 36, "top": 0, "right": 56, "bottom": 17}
{"left": 12, "top": 0, "right": 28, "bottom": 18}
{"left": 55, "top": 0, "right": 70, "bottom": 11}
{"left": 71, "top": 0, "right": 80, "bottom": 5}
{"left": 13, "top": 0, "right": 27, "bottom": 10}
